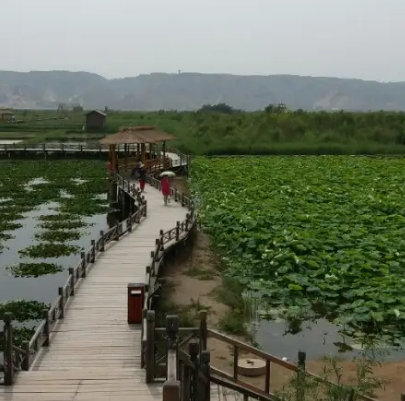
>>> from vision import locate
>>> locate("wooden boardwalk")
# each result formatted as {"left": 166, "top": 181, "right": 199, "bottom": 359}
{"left": 0, "top": 173, "right": 189, "bottom": 400}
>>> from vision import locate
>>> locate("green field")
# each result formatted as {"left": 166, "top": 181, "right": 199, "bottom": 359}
{"left": 2, "top": 108, "right": 405, "bottom": 155}
{"left": 191, "top": 156, "right": 405, "bottom": 346}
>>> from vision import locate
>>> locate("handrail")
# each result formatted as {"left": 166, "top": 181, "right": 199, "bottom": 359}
{"left": 157, "top": 312, "right": 377, "bottom": 401}
{"left": 0, "top": 142, "right": 186, "bottom": 157}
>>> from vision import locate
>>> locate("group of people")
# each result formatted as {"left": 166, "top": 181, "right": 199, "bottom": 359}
{"left": 131, "top": 161, "right": 171, "bottom": 205}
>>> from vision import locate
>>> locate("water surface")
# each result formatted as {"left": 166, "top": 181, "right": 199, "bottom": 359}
{"left": 0, "top": 202, "right": 108, "bottom": 305}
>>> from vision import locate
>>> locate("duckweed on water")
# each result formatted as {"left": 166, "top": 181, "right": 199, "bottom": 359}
{"left": 37, "top": 213, "right": 80, "bottom": 222}
{"left": 19, "top": 243, "right": 81, "bottom": 258}
{"left": 39, "top": 220, "right": 90, "bottom": 230}
{"left": 35, "top": 230, "right": 82, "bottom": 242}
{"left": 0, "top": 232, "right": 14, "bottom": 242}
{"left": 0, "top": 300, "right": 49, "bottom": 322}
{"left": 6, "top": 262, "right": 64, "bottom": 278}
{"left": 2, "top": 221, "right": 23, "bottom": 231}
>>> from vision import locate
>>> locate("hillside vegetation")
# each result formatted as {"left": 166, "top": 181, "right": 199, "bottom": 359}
{"left": 2, "top": 70, "right": 405, "bottom": 110}
{"left": 2, "top": 109, "right": 405, "bottom": 155}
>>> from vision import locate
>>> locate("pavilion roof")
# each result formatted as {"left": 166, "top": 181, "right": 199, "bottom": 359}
{"left": 99, "top": 126, "right": 176, "bottom": 145}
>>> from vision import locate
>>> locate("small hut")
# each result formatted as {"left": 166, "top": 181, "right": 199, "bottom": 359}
{"left": 0, "top": 110, "right": 12, "bottom": 122}
{"left": 85, "top": 110, "right": 107, "bottom": 130}
{"left": 99, "top": 126, "right": 176, "bottom": 173}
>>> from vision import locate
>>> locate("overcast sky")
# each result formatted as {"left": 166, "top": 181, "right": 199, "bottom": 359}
{"left": 1, "top": 0, "right": 403, "bottom": 81}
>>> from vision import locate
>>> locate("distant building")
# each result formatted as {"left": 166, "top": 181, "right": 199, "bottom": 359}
{"left": 0, "top": 110, "right": 12, "bottom": 122}
{"left": 85, "top": 110, "right": 107, "bottom": 130}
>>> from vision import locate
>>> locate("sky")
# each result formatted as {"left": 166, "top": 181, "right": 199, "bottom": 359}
{"left": 1, "top": 0, "right": 404, "bottom": 82}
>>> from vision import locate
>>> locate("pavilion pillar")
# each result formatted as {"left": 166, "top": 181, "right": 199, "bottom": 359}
{"left": 137, "top": 144, "right": 140, "bottom": 159}
{"left": 162, "top": 141, "right": 166, "bottom": 168}
{"left": 141, "top": 143, "right": 146, "bottom": 164}
{"left": 108, "top": 144, "right": 118, "bottom": 204}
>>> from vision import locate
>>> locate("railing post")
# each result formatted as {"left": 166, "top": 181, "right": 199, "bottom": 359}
{"left": 174, "top": 188, "right": 178, "bottom": 202}
{"left": 176, "top": 221, "right": 180, "bottom": 241}
{"left": 144, "top": 200, "right": 147, "bottom": 217}
{"left": 128, "top": 216, "right": 133, "bottom": 232}
{"left": 114, "top": 224, "right": 120, "bottom": 241}
{"left": 90, "top": 239, "right": 96, "bottom": 263}
{"left": 199, "top": 310, "right": 208, "bottom": 354}
{"left": 99, "top": 230, "right": 105, "bottom": 252}
{"left": 43, "top": 309, "right": 50, "bottom": 346}
{"left": 22, "top": 342, "right": 30, "bottom": 371}
{"left": 185, "top": 213, "right": 190, "bottom": 230}
{"left": 163, "top": 380, "right": 181, "bottom": 401}
{"left": 199, "top": 350, "right": 211, "bottom": 401}
{"left": 141, "top": 308, "right": 147, "bottom": 369}
{"left": 164, "top": 315, "right": 180, "bottom": 401}
{"left": 159, "top": 229, "right": 164, "bottom": 249}
{"left": 145, "top": 310, "right": 155, "bottom": 383}
{"left": 58, "top": 287, "right": 65, "bottom": 319}
{"left": 3, "top": 312, "right": 14, "bottom": 385}
{"left": 166, "top": 315, "right": 179, "bottom": 378}
{"left": 189, "top": 341, "right": 200, "bottom": 401}
{"left": 81, "top": 251, "right": 87, "bottom": 277}
{"left": 296, "top": 351, "right": 306, "bottom": 401}
{"left": 68, "top": 267, "right": 75, "bottom": 296}
{"left": 181, "top": 193, "right": 185, "bottom": 207}
{"left": 182, "top": 351, "right": 191, "bottom": 401}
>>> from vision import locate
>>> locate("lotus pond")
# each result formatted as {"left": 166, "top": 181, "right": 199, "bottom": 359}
{"left": 191, "top": 156, "right": 405, "bottom": 355}
{"left": 0, "top": 160, "right": 111, "bottom": 346}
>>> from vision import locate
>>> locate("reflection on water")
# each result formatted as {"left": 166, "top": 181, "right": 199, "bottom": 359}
{"left": 255, "top": 316, "right": 405, "bottom": 362}
{"left": 0, "top": 202, "right": 108, "bottom": 305}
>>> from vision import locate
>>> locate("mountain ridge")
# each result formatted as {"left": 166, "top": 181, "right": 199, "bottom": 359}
{"left": 1, "top": 70, "right": 405, "bottom": 111}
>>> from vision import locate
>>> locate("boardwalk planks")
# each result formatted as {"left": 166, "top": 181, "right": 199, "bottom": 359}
{"left": 0, "top": 154, "right": 193, "bottom": 400}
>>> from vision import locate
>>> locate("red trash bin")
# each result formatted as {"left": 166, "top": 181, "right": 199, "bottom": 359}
{"left": 127, "top": 283, "right": 145, "bottom": 324}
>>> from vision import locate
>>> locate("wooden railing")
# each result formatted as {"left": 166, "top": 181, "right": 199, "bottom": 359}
{"left": 118, "top": 156, "right": 173, "bottom": 173}
{"left": 0, "top": 142, "right": 186, "bottom": 158}
{"left": 148, "top": 312, "right": 377, "bottom": 401}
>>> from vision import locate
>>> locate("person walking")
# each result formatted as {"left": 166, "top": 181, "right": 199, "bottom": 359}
{"left": 138, "top": 165, "right": 146, "bottom": 192}
{"left": 161, "top": 176, "right": 171, "bottom": 206}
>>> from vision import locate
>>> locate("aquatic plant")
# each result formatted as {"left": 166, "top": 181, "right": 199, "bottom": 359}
{"left": 6, "top": 263, "right": 64, "bottom": 278}
{"left": 191, "top": 156, "right": 405, "bottom": 345}
{"left": 19, "top": 243, "right": 81, "bottom": 258}
{"left": 34, "top": 230, "right": 82, "bottom": 242}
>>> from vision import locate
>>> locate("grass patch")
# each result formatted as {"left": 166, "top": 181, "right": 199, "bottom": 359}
{"left": 214, "top": 276, "right": 250, "bottom": 336}
{"left": 184, "top": 266, "right": 217, "bottom": 280}
{"left": 155, "top": 280, "right": 211, "bottom": 327}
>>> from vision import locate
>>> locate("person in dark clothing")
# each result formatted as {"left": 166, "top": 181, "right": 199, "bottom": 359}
{"left": 139, "top": 166, "right": 146, "bottom": 192}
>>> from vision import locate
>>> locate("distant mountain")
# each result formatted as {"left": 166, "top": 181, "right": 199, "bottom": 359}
{"left": 1, "top": 70, "right": 405, "bottom": 111}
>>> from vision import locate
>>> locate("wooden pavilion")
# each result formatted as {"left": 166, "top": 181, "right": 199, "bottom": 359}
{"left": 99, "top": 126, "right": 176, "bottom": 173}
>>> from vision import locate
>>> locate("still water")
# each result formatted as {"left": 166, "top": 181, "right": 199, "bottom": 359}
{"left": 0, "top": 202, "right": 109, "bottom": 305}
{"left": 254, "top": 310, "right": 405, "bottom": 361}
{"left": 0, "top": 140, "right": 23, "bottom": 145}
